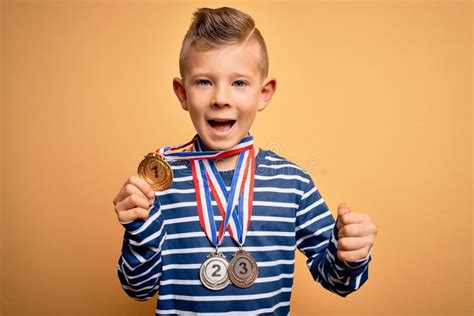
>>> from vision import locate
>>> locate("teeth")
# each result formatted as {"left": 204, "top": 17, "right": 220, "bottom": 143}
{"left": 208, "top": 119, "right": 236, "bottom": 129}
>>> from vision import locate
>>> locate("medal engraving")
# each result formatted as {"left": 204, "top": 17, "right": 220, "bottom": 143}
{"left": 137, "top": 153, "right": 173, "bottom": 191}
{"left": 200, "top": 252, "right": 230, "bottom": 290}
{"left": 228, "top": 248, "right": 258, "bottom": 288}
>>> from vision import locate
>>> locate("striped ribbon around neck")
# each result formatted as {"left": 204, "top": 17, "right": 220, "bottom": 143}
{"left": 157, "top": 134, "right": 256, "bottom": 248}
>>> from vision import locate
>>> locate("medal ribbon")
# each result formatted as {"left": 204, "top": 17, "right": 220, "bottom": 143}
{"left": 157, "top": 134, "right": 255, "bottom": 248}
{"left": 159, "top": 135, "right": 254, "bottom": 161}
{"left": 202, "top": 146, "right": 255, "bottom": 246}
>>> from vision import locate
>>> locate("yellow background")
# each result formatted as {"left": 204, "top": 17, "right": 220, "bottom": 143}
{"left": 1, "top": 1, "right": 472, "bottom": 315}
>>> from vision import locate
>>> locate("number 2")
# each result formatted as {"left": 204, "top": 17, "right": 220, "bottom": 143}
{"left": 211, "top": 264, "right": 221, "bottom": 277}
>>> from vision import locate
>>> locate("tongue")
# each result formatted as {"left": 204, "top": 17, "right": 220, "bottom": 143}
{"left": 212, "top": 121, "right": 232, "bottom": 131}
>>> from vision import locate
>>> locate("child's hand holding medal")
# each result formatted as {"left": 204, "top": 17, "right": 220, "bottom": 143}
{"left": 112, "top": 151, "right": 174, "bottom": 224}
{"left": 112, "top": 176, "right": 156, "bottom": 223}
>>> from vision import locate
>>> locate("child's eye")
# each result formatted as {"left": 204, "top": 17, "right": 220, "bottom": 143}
{"left": 197, "top": 79, "right": 212, "bottom": 86}
{"left": 232, "top": 80, "right": 247, "bottom": 88}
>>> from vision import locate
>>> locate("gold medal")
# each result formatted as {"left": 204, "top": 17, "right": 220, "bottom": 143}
{"left": 228, "top": 248, "right": 258, "bottom": 288}
{"left": 137, "top": 153, "right": 173, "bottom": 191}
{"left": 200, "top": 251, "right": 230, "bottom": 290}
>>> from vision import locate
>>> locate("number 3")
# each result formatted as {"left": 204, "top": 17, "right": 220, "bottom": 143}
{"left": 239, "top": 262, "right": 248, "bottom": 275}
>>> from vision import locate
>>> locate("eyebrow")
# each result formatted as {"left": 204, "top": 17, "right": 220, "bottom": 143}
{"left": 230, "top": 72, "right": 253, "bottom": 79}
{"left": 189, "top": 72, "right": 253, "bottom": 81}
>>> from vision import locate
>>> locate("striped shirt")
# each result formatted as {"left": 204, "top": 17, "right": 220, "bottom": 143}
{"left": 117, "top": 148, "right": 371, "bottom": 315}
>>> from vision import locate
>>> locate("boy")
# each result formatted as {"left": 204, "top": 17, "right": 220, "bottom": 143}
{"left": 112, "top": 7, "right": 377, "bottom": 315}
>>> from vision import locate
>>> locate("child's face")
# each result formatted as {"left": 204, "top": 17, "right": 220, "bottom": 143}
{"left": 173, "top": 40, "right": 276, "bottom": 151}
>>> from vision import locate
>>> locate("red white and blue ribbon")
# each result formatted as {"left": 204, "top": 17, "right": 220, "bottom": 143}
{"left": 202, "top": 146, "right": 255, "bottom": 246}
{"left": 159, "top": 135, "right": 254, "bottom": 161}
{"left": 157, "top": 134, "right": 255, "bottom": 248}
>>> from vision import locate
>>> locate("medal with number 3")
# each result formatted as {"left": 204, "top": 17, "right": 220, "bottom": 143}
{"left": 228, "top": 248, "right": 258, "bottom": 288}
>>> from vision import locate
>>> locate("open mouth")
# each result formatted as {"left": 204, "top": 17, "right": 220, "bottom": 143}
{"left": 208, "top": 119, "right": 236, "bottom": 132}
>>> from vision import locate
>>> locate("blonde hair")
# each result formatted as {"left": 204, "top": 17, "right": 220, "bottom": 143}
{"left": 179, "top": 7, "right": 269, "bottom": 81}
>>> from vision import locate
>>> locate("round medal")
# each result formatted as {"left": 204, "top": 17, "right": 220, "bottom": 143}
{"left": 137, "top": 153, "right": 173, "bottom": 191}
{"left": 228, "top": 248, "right": 258, "bottom": 288}
{"left": 200, "top": 252, "right": 230, "bottom": 290}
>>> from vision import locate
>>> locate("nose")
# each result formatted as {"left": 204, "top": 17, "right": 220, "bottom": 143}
{"left": 211, "top": 85, "right": 230, "bottom": 108}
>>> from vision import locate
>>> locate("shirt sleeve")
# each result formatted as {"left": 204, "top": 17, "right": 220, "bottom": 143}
{"left": 116, "top": 196, "right": 166, "bottom": 301}
{"left": 295, "top": 175, "right": 371, "bottom": 297}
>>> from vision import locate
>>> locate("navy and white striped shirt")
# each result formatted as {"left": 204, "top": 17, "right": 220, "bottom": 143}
{"left": 117, "top": 148, "right": 371, "bottom": 315}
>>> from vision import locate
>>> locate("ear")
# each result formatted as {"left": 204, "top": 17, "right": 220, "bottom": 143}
{"left": 173, "top": 77, "right": 188, "bottom": 111}
{"left": 257, "top": 76, "right": 277, "bottom": 111}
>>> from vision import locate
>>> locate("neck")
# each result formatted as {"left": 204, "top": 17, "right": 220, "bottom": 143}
{"left": 214, "top": 146, "right": 259, "bottom": 172}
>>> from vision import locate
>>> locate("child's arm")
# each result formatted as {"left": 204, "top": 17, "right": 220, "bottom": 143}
{"left": 295, "top": 176, "right": 375, "bottom": 297}
{"left": 113, "top": 176, "right": 165, "bottom": 301}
